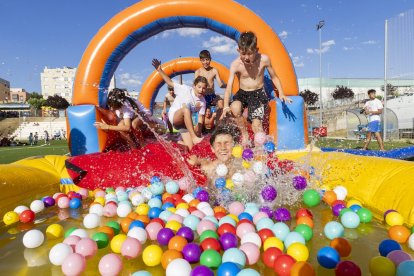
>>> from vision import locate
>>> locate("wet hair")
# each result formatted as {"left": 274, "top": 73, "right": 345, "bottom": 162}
{"left": 210, "top": 118, "right": 241, "bottom": 145}
{"left": 238, "top": 31, "right": 257, "bottom": 51}
{"left": 367, "top": 89, "right": 376, "bottom": 95}
{"left": 107, "top": 88, "right": 145, "bottom": 118}
{"left": 199, "top": 50, "right": 211, "bottom": 60}
{"left": 194, "top": 76, "right": 208, "bottom": 86}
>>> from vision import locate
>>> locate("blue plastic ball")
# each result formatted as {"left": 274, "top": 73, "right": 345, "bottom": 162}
{"left": 317, "top": 246, "right": 340, "bottom": 269}
{"left": 183, "top": 215, "right": 200, "bottom": 231}
{"left": 272, "top": 222, "right": 290, "bottom": 241}
{"left": 159, "top": 210, "right": 173, "bottom": 221}
{"left": 349, "top": 204, "right": 362, "bottom": 212}
{"left": 162, "top": 202, "right": 174, "bottom": 210}
{"left": 149, "top": 182, "right": 164, "bottom": 195}
{"left": 215, "top": 178, "right": 226, "bottom": 189}
{"left": 222, "top": 248, "right": 246, "bottom": 268}
{"left": 324, "top": 221, "right": 345, "bottom": 240}
{"left": 378, "top": 239, "right": 402, "bottom": 257}
{"left": 129, "top": 220, "right": 145, "bottom": 230}
{"left": 148, "top": 207, "right": 162, "bottom": 219}
{"left": 284, "top": 232, "right": 306, "bottom": 248}
{"left": 131, "top": 271, "right": 152, "bottom": 276}
{"left": 340, "top": 211, "right": 360, "bottom": 228}
{"left": 69, "top": 198, "right": 81, "bottom": 209}
{"left": 150, "top": 176, "right": 161, "bottom": 184}
{"left": 397, "top": 260, "right": 414, "bottom": 276}
{"left": 148, "top": 198, "right": 162, "bottom": 209}
{"left": 237, "top": 268, "right": 260, "bottom": 276}
{"left": 217, "top": 262, "right": 241, "bottom": 276}
{"left": 238, "top": 212, "right": 253, "bottom": 222}
{"left": 256, "top": 217, "right": 274, "bottom": 231}
{"left": 166, "top": 181, "right": 179, "bottom": 194}
{"left": 193, "top": 187, "right": 203, "bottom": 197}
{"left": 263, "top": 141, "right": 275, "bottom": 153}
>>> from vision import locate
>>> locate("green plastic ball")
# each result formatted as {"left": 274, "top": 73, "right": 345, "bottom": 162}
{"left": 106, "top": 221, "right": 121, "bottom": 235}
{"left": 200, "top": 249, "right": 222, "bottom": 269}
{"left": 357, "top": 208, "right": 373, "bottom": 223}
{"left": 294, "top": 224, "right": 313, "bottom": 241}
{"left": 303, "top": 189, "right": 321, "bottom": 207}
{"left": 199, "top": 230, "right": 219, "bottom": 242}
{"left": 64, "top": 227, "right": 77, "bottom": 238}
{"left": 92, "top": 232, "right": 110, "bottom": 249}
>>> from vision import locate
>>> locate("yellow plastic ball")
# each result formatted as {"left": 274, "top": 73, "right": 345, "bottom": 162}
{"left": 176, "top": 203, "right": 189, "bottom": 210}
{"left": 46, "top": 224, "right": 64, "bottom": 239}
{"left": 94, "top": 197, "right": 105, "bottom": 206}
{"left": 385, "top": 212, "right": 404, "bottom": 226}
{"left": 110, "top": 234, "right": 127, "bottom": 253}
{"left": 287, "top": 242, "right": 309, "bottom": 262}
{"left": 143, "top": 244, "right": 163, "bottom": 266}
{"left": 135, "top": 204, "right": 150, "bottom": 216}
{"left": 369, "top": 256, "right": 396, "bottom": 276}
{"left": 346, "top": 199, "right": 362, "bottom": 208}
{"left": 165, "top": 220, "right": 181, "bottom": 232}
{"left": 232, "top": 145, "right": 243, "bottom": 158}
{"left": 242, "top": 160, "right": 251, "bottom": 169}
{"left": 167, "top": 207, "right": 177, "bottom": 213}
{"left": 263, "top": 237, "right": 284, "bottom": 251}
{"left": 225, "top": 179, "right": 234, "bottom": 190}
{"left": 3, "top": 211, "right": 19, "bottom": 226}
{"left": 227, "top": 214, "right": 239, "bottom": 223}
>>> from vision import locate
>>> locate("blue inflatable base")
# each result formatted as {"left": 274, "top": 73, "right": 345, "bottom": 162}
{"left": 321, "top": 146, "right": 414, "bottom": 160}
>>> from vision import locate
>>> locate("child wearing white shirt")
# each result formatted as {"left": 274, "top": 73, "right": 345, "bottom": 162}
{"left": 362, "top": 89, "right": 385, "bottom": 150}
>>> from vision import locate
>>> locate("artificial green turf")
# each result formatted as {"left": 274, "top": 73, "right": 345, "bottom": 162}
{"left": 315, "top": 137, "right": 414, "bottom": 151}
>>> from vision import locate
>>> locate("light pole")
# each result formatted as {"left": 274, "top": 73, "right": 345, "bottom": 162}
{"left": 317, "top": 20, "right": 325, "bottom": 127}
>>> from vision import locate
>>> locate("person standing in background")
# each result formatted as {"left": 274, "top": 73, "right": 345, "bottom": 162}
{"left": 362, "top": 89, "right": 385, "bottom": 151}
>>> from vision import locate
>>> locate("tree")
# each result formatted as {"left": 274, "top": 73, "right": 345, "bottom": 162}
{"left": 27, "top": 98, "right": 45, "bottom": 117}
{"left": 299, "top": 89, "right": 319, "bottom": 105}
{"left": 331, "top": 85, "right": 354, "bottom": 100}
{"left": 44, "top": 95, "right": 70, "bottom": 110}
{"left": 28, "top": 92, "right": 43, "bottom": 100}
{"left": 381, "top": 83, "right": 398, "bottom": 96}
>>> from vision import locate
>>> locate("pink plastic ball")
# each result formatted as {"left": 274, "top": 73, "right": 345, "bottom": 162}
{"left": 99, "top": 253, "right": 123, "bottom": 276}
{"left": 61, "top": 253, "right": 86, "bottom": 276}
{"left": 229, "top": 201, "right": 245, "bottom": 216}
{"left": 240, "top": 242, "right": 260, "bottom": 265}
{"left": 95, "top": 191, "right": 106, "bottom": 198}
{"left": 168, "top": 214, "right": 184, "bottom": 224}
{"left": 236, "top": 222, "right": 256, "bottom": 239}
{"left": 197, "top": 220, "right": 217, "bottom": 235}
{"left": 254, "top": 132, "right": 267, "bottom": 146}
{"left": 243, "top": 170, "right": 257, "bottom": 183}
{"left": 146, "top": 222, "right": 163, "bottom": 241}
{"left": 63, "top": 235, "right": 81, "bottom": 250}
{"left": 58, "top": 197, "right": 70, "bottom": 209}
{"left": 121, "top": 237, "right": 142, "bottom": 259}
{"left": 77, "top": 188, "right": 88, "bottom": 199}
{"left": 75, "top": 238, "right": 97, "bottom": 259}
{"left": 178, "top": 178, "right": 190, "bottom": 191}
{"left": 191, "top": 210, "right": 206, "bottom": 219}
{"left": 253, "top": 212, "right": 269, "bottom": 224}
{"left": 103, "top": 204, "right": 117, "bottom": 217}
{"left": 115, "top": 187, "right": 126, "bottom": 193}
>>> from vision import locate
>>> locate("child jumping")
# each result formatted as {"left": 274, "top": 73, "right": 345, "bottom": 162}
{"left": 152, "top": 58, "right": 208, "bottom": 150}
{"left": 222, "top": 31, "right": 292, "bottom": 143}
{"left": 195, "top": 50, "right": 226, "bottom": 107}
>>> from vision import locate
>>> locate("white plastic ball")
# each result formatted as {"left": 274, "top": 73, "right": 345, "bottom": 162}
{"left": 408, "top": 233, "right": 414, "bottom": 250}
{"left": 241, "top": 232, "right": 262, "bottom": 248}
{"left": 131, "top": 193, "right": 145, "bottom": 206}
{"left": 53, "top": 192, "right": 64, "bottom": 199}
{"left": 252, "top": 161, "right": 264, "bottom": 174}
{"left": 166, "top": 258, "right": 192, "bottom": 276}
{"left": 182, "top": 194, "right": 195, "bottom": 203}
{"left": 14, "top": 205, "right": 29, "bottom": 215}
{"left": 197, "top": 202, "right": 211, "bottom": 210}
{"left": 231, "top": 173, "right": 245, "bottom": 186}
{"left": 89, "top": 204, "right": 104, "bottom": 216}
{"left": 70, "top": 229, "right": 89, "bottom": 239}
{"left": 333, "top": 186, "right": 348, "bottom": 200}
{"left": 23, "top": 229, "right": 44, "bottom": 248}
{"left": 127, "top": 227, "right": 147, "bottom": 244}
{"left": 175, "top": 209, "right": 190, "bottom": 218}
{"left": 49, "top": 243, "right": 73, "bottom": 265}
{"left": 117, "top": 203, "right": 132, "bottom": 218}
{"left": 83, "top": 213, "right": 101, "bottom": 229}
{"left": 200, "top": 207, "right": 214, "bottom": 217}
{"left": 166, "top": 181, "right": 180, "bottom": 194}
{"left": 216, "top": 164, "right": 229, "bottom": 177}
{"left": 30, "top": 200, "right": 45, "bottom": 213}
{"left": 141, "top": 188, "right": 153, "bottom": 201}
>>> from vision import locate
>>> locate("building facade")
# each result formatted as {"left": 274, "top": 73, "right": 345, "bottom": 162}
{"left": 10, "top": 88, "right": 29, "bottom": 103}
{"left": 0, "top": 78, "right": 10, "bottom": 103}
{"left": 41, "top": 66, "right": 77, "bottom": 103}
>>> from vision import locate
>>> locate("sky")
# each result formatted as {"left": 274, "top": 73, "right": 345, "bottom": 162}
{"left": 0, "top": 0, "right": 413, "bottom": 102}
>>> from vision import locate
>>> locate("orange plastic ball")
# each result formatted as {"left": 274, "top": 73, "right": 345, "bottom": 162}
{"left": 189, "top": 199, "right": 200, "bottom": 208}
{"left": 290, "top": 261, "right": 315, "bottom": 276}
{"left": 214, "top": 206, "right": 227, "bottom": 214}
{"left": 162, "top": 193, "right": 172, "bottom": 201}
{"left": 136, "top": 215, "right": 150, "bottom": 226}
{"left": 120, "top": 217, "right": 133, "bottom": 233}
{"left": 127, "top": 212, "right": 140, "bottom": 220}
{"left": 323, "top": 191, "right": 337, "bottom": 206}
{"left": 330, "top": 237, "right": 352, "bottom": 257}
{"left": 388, "top": 225, "right": 411, "bottom": 243}
{"left": 168, "top": 236, "right": 188, "bottom": 252}
{"left": 161, "top": 249, "right": 183, "bottom": 269}
{"left": 97, "top": 226, "right": 115, "bottom": 240}
{"left": 296, "top": 216, "right": 314, "bottom": 229}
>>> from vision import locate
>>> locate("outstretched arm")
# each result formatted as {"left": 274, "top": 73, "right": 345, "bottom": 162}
{"left": 223, "top": 61, "right": 237, "bottom": 116}
{"left": 152, "top": 59, "right": 174, "bottom": 87}
{"left": 214, "top": 68, "right": 226, "bottom": 88}
{"left": 265, "top": 56, "right": 292, "bottom": 103}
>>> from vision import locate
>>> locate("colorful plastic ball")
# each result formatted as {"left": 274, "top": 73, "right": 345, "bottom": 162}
{"left": 42, "top": 196, "right": 55, "bottom": 207}
{"left": 334, "top": 260, "right": 361, "bottom": 276}
{"left": 131, "top": 271, "right": 152, "bottom": 276}
{"left": 22, "top": 229, "right": 44, "bottom": 249}
{"left": 237, "top": 268, "right": 260, "bottom": 276}
{"left": 259, "top": 206, "right": 273, "bottom": 218}
{"left": 409, "top": 233, "right": 414, "bottom": 250}
{"left": 142, "top": 244, "right": 163, "bottom": 267}
{"left": 74, "top": 238, "right": 97, "bottom": 259}
{"left": 14, "top": 205, "right": 29, "bottom": 215}
{"left": 252, "top": 161, "right": 264, "bottom": 174}
{"left": 324, "top": 221, "right": 345, "bottom": 240}
{"left": 215, "top": 178, "right": 226, "bottom": 189}
{"left": 240, "top": 242, "right": 260, "bottom": 265}
{"left": 397, "top": 260, "right": 414, "bottom": 276}
{"left": 264, "top": 237, "right": 284, "bottom": 251}
{"left": 263, "top": 141, "right": 275, "bottom": 153}
{"left": 332, "top": 203, "right": 346, "bottom": 217}
{"left": 340, "top": 211, "right": 360, "bottom": 228}
{"left": 317, "top": 246, "right": 340, "bottom": 269}
{"left": 182, "top": 243, "right": 202, "bottom": 263}
{"left": 290, "top": 261, "right": 315, "bottom": 276}
{"left": 200, "top": 229, "right": 219, "bottom": 242}
{"left": 218, "top": 223, "right": 236, "bottom": 236}
{"left": 222, "top": 248, "right": 246, "bottom": 267}
{"left": 157, "top": 228, "right": 175, "bottom": 246}
{"left": 168, "top": 236, "right": 188, "bottom": 252}
{"left": 356, "top": 208, "right": 372, "bottom": 223}
{"left": 303, "top": 189, "right": 321, "bottom": 207}
{"left": 255, "top": 217, "right": 273, "bottom": 232}
{"left": 274, "top": 208, "right": 291, "bottom": 222}
{"left": 175, "top": 226, "right": 194, "bottom": 243}
{"left": 227, "top": 201, "right": 243, "bottom": 216}
{"left": 292, "top": 176, "right": 307, "bottom": 190}
{"left": 106, "top": 221, "right": 121, "bottom": 235}
{"left": 349, "top": 204, "right": 361, "bottom": 212}
{"left": 219, "top": 232, "right": 238, "bottom": 250}
{"left": 20, "top": 209, "right": 35, "bottom": 223}
{"left": 294, "top": 224, "right": 313, "bottom": 242}
{"left": 261, "top": 185, "right": 277, "bottom": 202}
{"left": 30, "top": 200, "right": 45, "bottom": 213}
{"left": 263, "top": 247, "right": 282, "bottom": 268}
{"left": 63, "top": 235, "right": 81, "bottom": 250}
{"left": 329, "top": 237, "right": 351, "bottom": 258}
{"left": 201, "top": 237, "right": 221, "bottom": 252}
{"left": 385, "top": 211, "right": 404, "bottom": 226}
{"left": 379, "top": 239, "right": 402, "bottom": 256}
{"left": 110, "top": 234, "right": 127, "bottom": 254}
{"left": 287, "top": 242, "right": 309, "bottom": 262}
{"left": 119, "top": 237, "right": 141, "bottom": 259}
{"left": 183, "top": 215, "right": 200, "bottom": 231}
{"left": 296, "top": 216, "right": 314, "bottom": 229}
{"left": 369, "top": 256, "right": 396, "bottom": 276}
{"left": 284, "top": 232, "right": 306, "bottom": 248}
{"left": 216, "top": 164, "right": 229, "bottom": 177}
{"left": 242, "top": 148, "right": 254, "bottom": 160}
{"left": 217, "top": 262, "right": 241, "bottom": 276}
{"left": 190, "top": 265, "right": 214, "bottom": 276}
{"left": 150, "top": 176, "right": 161, "bottom": 183}
{"left": 2, "top": 211, "right": 20, "bottom": 226}
{"left": 49, "top": 243, "right": 73, "bottom": 266}
{"left": 232, "top": 145, "right": 243, "bottom": 158}
{"left": 254, "top": 132, "right": 267, "bottom": 145}
{"left": 98, "top": 253, "right": 123, "bottom": 276}
{"left": 388, "top": 225, "right": 411, "bottom": 243}
{"left": 200, "top": 249, "right": 222, "bottom": 269}
{"left": 273, "top": 254, "right": 296, "bottom": 276}
{"left": 258, "top": 228, "right": 274, "bottom": 243}
{"left": 236, "top": 222, "right": 255, "bottom": 239}
{"left": 323, "top": 190, "right": 337, "bottom": 206}
{"left": 61, "top": 253, "right": 86, "bottom": 276}
{"left": 161, "top": 249, "right": 183, "bottom": 269}
{"left": 165, "top": 181, "right": 179, "bottom": 194}
{"left": 166, "top": 258, "right": 192, "bottom": 276}
{"left": 82, "top": 213, "right": 101, "bottom": 229}
{"left": 272, "top": 222, "right": 290, "bottom": 241}
{"left": 339, "top": 207, "right": 352, "bottom": 217}
{"left": 68, "top": 198, "right": 81, "bottom": 209}
{"left": 387, "top": 250, "right": 412, "bottom": 267}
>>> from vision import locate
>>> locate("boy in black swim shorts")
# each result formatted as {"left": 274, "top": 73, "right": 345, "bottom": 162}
{"left": 223, "top": 31, "right": 291, "bottom": 143}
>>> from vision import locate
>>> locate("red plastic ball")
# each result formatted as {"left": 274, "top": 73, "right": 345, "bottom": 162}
{"left": 214, "top": 212, "right": 227, "bottom": 221}
{"left": 19, "top": 210, "right": 35, "bottom": 223}
{"left": 236, "top": 219, "right": 254, "bottom": 227}
{"left": 171, "top": 194, "right": 182, "bottom": 202}
{"left": 188, "top": 207, "right": 197, "bottom": 213}
{"left": 274, "top": 254, "right": 296, "bottom": 276}
{"left": 163, "top": 197, "right": 175, "bottom": 205}
{"left": 217, "top": 223, "right": 236, "bottom": 236}
{"left": 55, "top": 194, "right": 68, "bottom": 203}
{"left": 258, "top": 228, "right": 275, "bottom": 243}
{"left": 150, "top": 218, "right": 165, "bottom": 228}
{"left": 331, "top": 200, "right": 346, "bottom": 207}
{"left": 263, "top": 247, "right": 283, "bottom": 268}
{"left": 200, "top": 237, "right": 221, "bottom": 252}
{"left": 335, "top": 260, "right": 361, "bottom": 276}
{"left": 295, "top": 208, "right": 313, "bottom": 219}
